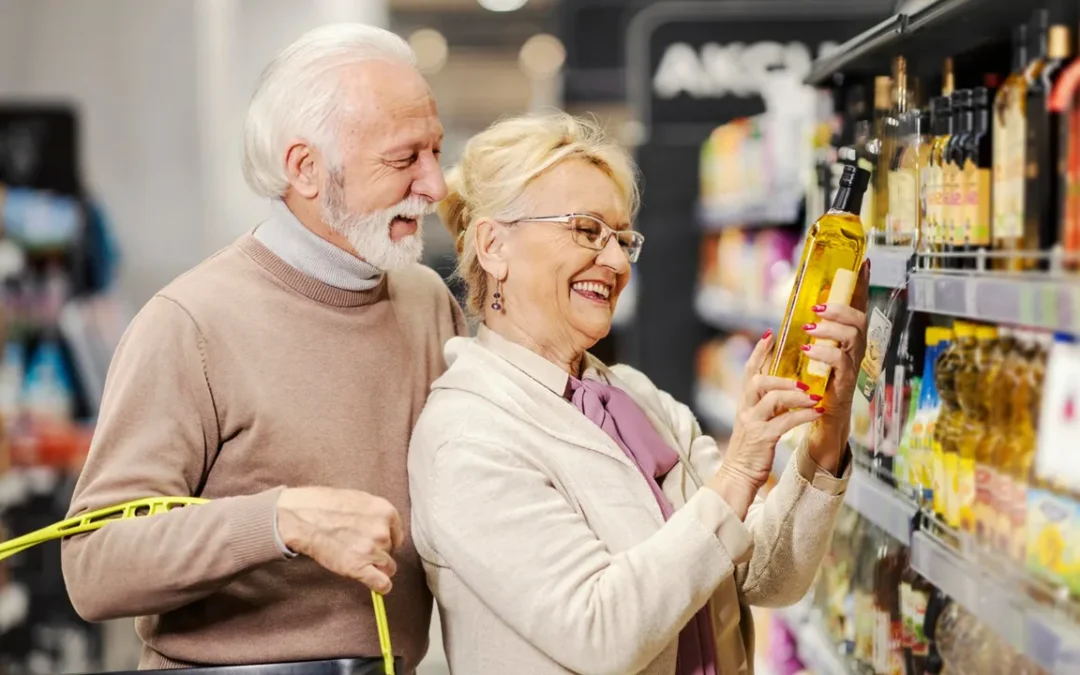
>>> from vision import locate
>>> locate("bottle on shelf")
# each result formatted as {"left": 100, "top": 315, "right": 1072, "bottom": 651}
{"left": 996, "top": 25, "right": 1032, "bottom": 268}
{"left": 899, "top": 565, "right": 933, "bottom": 675}
{"left": 855, "top": 119, "right": 878, "bottom": 228}
{"left": 872, "top": 75, "right": 894, "bottom": 243}
{"left": 944, "top": 321, "right": 976, "bottom": 529}
{"left": 1025, "top": 14, "right": 1071, "bottom": 270}
{"left": 912, "top": 326, "right": 947, "bottom": 508}
{"left": 928, "top": 93, "right": 954, "bottom": 267}
{"left": 1049, "top": 23, "right": 1080, "bottom": 270}
{"left": 887, "top": 56, "right": 918, "bottom": 247}
{"left": 975, "top": 326, "right": 1011, "bottom": 548}
{"left": 957, "top": 323, "right": 996, "bottom": 533}
{"left": 945, "top": 89, "right": 974, "bottom": 269}
{"left": 932, "top": 323, "right": 961, "bottom": 524}
{"left": 768, "top": 163, "right": 869, "bottom": 399}
{"left": 963, "top": 87, "right": 994, "bottom": 269}
{"left": 999, "top": 330, "right": 1041, "bottom": 562}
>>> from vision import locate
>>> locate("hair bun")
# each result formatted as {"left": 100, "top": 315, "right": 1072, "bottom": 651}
{"left": 436, "top": 167, "right": 472, "bottom": 254}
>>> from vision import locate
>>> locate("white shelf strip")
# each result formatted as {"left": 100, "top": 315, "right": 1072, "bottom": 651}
{"left": 909, "top": 270, "right": 1080, "bottom": 335}
{"left": 910, "top": 531, "right": 1080, "bottom": 674}
{"left": 843, "top": 470, "right": 918, "bottom": 545}
{"left": 867, "top": 246, "right": 913, "bottom": 289}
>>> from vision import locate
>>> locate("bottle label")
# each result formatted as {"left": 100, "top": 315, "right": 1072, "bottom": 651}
{"left": 932, "top": 438, "right": 946, "bottom": 517}
{"left": 910, "top": 588, "right": 929, "bottom": 656}
{"left": 1065, "top": 111, "right": 1080, "bottom": 254}
{"left": 993, "top": 111, "right": 1008, "bottom": 235}
{"left": 961, "top": 159, "right": 978, "bottom": 247}
{"left": 1009, "top": 475, "right": 1029, "bottom": 562}
{"left": 944, "top": 449, "right": 960, "bottom": 527}
{"left": 1003, "top": 107, "right": 1027, "bottom": 239}
{"left": 1025, "top": 487, "right": 1071, "bottom": 585}
{"left": 958, "top": 455, "right": 976, "bottom": 532}
{"left": 926, "top": 164, "right": 941, "bottom": 248}
{"left": 975, "top": 464, "right": 996, "bottom": 544}
{"left": 857, "top": 307, "right": 893, "bottom": 400}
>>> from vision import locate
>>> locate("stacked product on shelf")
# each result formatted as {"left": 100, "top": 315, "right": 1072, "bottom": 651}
{"left": 0, "top": 106, "right": 127, "bottom": 674}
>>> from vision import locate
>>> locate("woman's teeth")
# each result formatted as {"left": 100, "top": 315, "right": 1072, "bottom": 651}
{"left": 571, "top": 281, "right": 611, "bottom": 300}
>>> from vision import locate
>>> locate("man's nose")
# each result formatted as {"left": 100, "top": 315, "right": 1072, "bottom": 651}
{"left": 413, "top": 152, "right": 448, "bottom": 203}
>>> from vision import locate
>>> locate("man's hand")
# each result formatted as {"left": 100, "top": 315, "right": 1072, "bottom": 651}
{"left": 276, "top": 487, "right": 404, "bottom": 594}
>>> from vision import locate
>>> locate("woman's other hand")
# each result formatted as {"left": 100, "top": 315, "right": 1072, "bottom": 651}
{"left": 800, "top": 259, "right": 871, "bottom": 439}
{"left": 707, "top": 330, "right": 823, "bottom": 517}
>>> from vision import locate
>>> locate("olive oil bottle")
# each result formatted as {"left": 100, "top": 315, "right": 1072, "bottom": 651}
{"left": 769, "top": 164, "right": 870, "bottom": 399}
{"left": 963, "top": 88, "right": 994, "bottom": 267}
{"left": 873, "top": 75, "right": 894, "bottom": 242}
{"left": 945, "top": 90, "right": 974, "bottom": 268}
{"left": 998, "top": 25, "right": 1034, "bottom": 268}
{"left": 927, "top": 96, "right": 952, "bottom": 261}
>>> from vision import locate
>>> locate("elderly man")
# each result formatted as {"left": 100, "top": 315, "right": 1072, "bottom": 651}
{"left": 60, "top": 24, "right": 464, "bottom": 672}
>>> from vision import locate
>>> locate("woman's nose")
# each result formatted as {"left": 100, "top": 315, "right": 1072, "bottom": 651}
{"left": 596, "top": 235, "right": 630, "bottom": 273}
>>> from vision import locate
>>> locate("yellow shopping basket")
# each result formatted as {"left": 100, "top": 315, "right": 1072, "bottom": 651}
{"left": 0, "top": 497, "right": 398, "bottom": 675}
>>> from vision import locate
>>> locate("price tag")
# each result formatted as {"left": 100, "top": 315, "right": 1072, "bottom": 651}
{"left": 1041, "top": 283, "right": 1059, "bottom": 330}
{"left": 1019, "top": 284, "right": 1036, "bottom": 326}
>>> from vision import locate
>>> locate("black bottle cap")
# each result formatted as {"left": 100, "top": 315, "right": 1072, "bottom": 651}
{"left": 952, "top": 88, "right": 972, "bottom": 108}
{"left": 839, "top": 163, "right": 871, "bottom": 192}
{"left": 973, "top": 86, "right": 990, "bottom": 108}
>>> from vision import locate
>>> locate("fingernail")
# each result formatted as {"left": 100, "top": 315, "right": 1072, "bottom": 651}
{"left": 796, "top": 381, "right": 809, "bottom": 391}
{"left": 761, "top": 329, "right": 772, "bottom": 340}
{"left": 812, "top": 304, "right": 826, "bottom": 313}
{"left": 815, "top": 406, "right": 826, "bottom": 414}
{"left": 809, "top": 394, "right": 823, "bottom": 402}
{"left": 802, "top": 322, "right": 817, "bottom": 331}
{"left": 801, "top": 344, "right": 811, "bottom": 352}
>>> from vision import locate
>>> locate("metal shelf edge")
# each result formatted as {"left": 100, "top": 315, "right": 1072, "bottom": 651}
{"left": 844, "top": 470, "right": 917, "bottom": 544}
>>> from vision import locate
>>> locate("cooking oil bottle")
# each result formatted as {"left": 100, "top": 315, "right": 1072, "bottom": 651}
{"left": 1000, "top": 330, "right": 1040, "bottom": 562}
{"left": 932, "top": 325, "right": 960, "bottom": 521}
{"left": 911, "top": 327, "right": 946, "bottom": 507}
{"left": 928, "top": 95, "right": 954, "bottom": 266}
{"left": 957, "top": 324, "right": 996, "bottom": 533}
{"left": 942, "top": 321, "right": 976, "bottom": 528}
{"left": 769, "top": 164, "right": 870, "bottom": 399}
{"left": 976, "top": 327, "right": 1011, "bottom": 547}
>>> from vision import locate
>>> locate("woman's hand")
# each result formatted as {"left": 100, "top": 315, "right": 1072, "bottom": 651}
{"left": 801, "top": 260, "right": 871, "bottom": 439}
{"left": 708, "top": 331, "right": 823, "bottom": 516}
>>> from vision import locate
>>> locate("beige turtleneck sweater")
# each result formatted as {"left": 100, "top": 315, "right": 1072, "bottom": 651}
{"left": 61, "top": 206, "right": 467, "bottom": 672}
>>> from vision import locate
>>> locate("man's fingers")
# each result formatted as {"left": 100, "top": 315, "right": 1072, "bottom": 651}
{"left": 388, "top": 509, "right": 405, "bottom": 550}
{"left": 356, "top": 566, "right": 394, "bottom": 595}
{"left": 766, "top": 407, "right": 825, "bottom": 438}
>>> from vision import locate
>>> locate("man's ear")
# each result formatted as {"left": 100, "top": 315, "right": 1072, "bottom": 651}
{"left": 284, "top": 138, "right": 320, "bottom": 199}
{"left": 474, "top": 218, "right": 508, "bottom": 282}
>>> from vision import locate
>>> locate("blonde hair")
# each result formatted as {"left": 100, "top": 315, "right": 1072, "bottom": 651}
{"left": 438, "top": 112, "right": 640, "bottom": 317}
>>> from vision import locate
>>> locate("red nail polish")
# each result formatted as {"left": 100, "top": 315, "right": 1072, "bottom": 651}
{"left": 815, "top": 406, "right": 826, "bottom": 414}
{"left": 812, "top": 304, "right": 826, "bottom": 313}
{"left": 809, "top": 394, "right": 823, "bottom": 402}
{"left": 802, "top": 323, "right": 817, "bottom": 331}
{"left": 801, "top": 344, "right": 812, "bottom": 352}
{"left": 761, "top": 329, "right": 772, "bottom": 340}
{"left": 795, "top": 381, "right": 809, "bottom": 391}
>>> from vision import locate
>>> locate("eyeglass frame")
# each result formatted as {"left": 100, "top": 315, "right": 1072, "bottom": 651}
{"left": 505, "top": 213, "right": 645, "bottom": 263}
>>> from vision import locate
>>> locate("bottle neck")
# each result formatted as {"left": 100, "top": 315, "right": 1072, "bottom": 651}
{"left": 1015, "top": 41, "right": 1029, "bottom": 72}
{"left": 962, "top": 107, "right": 974, "bottom": 133}
{"left": 976, "top": 105, "right": 990, "bottom": 133}
{"left": 830, "top": 185, "right": 865, "bottom": 216}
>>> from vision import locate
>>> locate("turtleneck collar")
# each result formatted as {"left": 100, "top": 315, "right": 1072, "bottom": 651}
{"left": 253, "top": 198, "right": 383, "bottom": 291}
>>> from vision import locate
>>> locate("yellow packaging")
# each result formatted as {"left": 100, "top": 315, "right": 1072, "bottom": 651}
{"left": 1026, "top": 488, "right": 1072, "bottom": 585}
{"left": 957, "top": 456, "right": 976, "bottom": 532}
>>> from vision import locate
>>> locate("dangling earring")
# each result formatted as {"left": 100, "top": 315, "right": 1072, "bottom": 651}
{"left": 492, "top": 280, "right": 503, "bottom": 311}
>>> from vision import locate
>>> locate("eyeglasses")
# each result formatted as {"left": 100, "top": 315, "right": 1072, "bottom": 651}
{"left": 510, "top": 213, "right": 644, "bottom": 263}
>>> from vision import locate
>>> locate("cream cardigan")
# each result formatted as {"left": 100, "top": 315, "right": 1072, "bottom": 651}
{"left": 408, "top": 328, "right": 849, "bottom": 675}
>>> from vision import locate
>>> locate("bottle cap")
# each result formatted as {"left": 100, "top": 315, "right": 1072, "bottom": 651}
{"left": 975, "top": 324, "right": 998, "bottom": 340}
{"left": 972, "top": 86, "right": 990, "bottom": 108}
{"left": 839, "top": 163, "right": 871, "bottom": 193}
{"left": 955, "top": 320, "right": 977, "bottom": 338}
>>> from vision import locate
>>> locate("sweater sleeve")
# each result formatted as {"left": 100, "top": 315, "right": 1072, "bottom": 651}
{"left": 419, "top": 437, "right": 752, "bottom": 675}
{"left": 609, "top": 364, "right": 849, "bottom": 608}
{"left": 61, "top": 295, "right": 287, "bottom": 622}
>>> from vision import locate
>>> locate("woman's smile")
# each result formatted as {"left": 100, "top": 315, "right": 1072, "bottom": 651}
{"left": 571, "top": 280, "right": 612, "bottom": 304}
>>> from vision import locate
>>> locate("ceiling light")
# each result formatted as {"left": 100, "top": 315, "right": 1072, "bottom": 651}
{"left": 477, "top": 0, "right": 529, "bottom": 12}
{"left": 519, "top": 34, "right": 565, "bottom": 79}
{"left": 408, "top": 28, "right": 448, "bottom": 74}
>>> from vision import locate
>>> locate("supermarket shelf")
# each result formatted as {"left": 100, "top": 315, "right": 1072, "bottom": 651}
{"left": 844, "top": 470, "right": 918, "bottom": 545}
{"left": 694, "top": 383, "right": 737, "bottom": 435}
{"left": 910, "top": 531, "right": 1080, "bottom": 674}
{"left": 697, "top": 198, "right": 801, "bottom": 232}
{"left": 908, "top": 270, "right": 1080, "bottom": 335}
{"left": 867, "top": 246, "right": 912, "bottom": 289}
{"left": 778, "top": 602, "right": 852, "bottom": 675}
{"left": 806, "top": 0, "right": 1036, "bottom": 85}
{"left": 695, "top": 286, "right": 782, "bottom": 334}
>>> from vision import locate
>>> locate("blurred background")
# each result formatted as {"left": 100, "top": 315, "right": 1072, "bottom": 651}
{"left": 5, "top": 1, "right": 1080, "bottom": 674}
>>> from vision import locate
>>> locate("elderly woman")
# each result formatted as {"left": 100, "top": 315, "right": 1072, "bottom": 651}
{"left": 408, "top": 113, "right": 867, "bottom": 675}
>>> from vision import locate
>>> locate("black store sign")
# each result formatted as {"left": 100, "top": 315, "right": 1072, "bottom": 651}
{"left": 626, "top": 1, "right": 888, "bottom": 145}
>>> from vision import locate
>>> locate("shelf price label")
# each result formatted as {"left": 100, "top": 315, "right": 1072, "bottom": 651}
{"left": 1040, "top": 283, "right": 1060, "bottom": 331}
{"left": 1019, "top": 284, "right": 1037, "bottom": 327}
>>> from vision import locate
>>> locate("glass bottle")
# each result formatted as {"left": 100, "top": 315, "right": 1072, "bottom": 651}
{"left": 964, "top": 87, "right": 994, "bottom": 268}
{"left": 769, "top": 164, "right": 869, "bottom": 399}
{"left": 943, "top": 90, "right": 970, "bottom": 269}
{"left": 873, "top": 75, "right": 894, "bottom": 244}
{"left": 932, "top": 325, "right": 961, "bottom": 523}
{"left": 996, "top": 25, "right": 1032, "bottom": 268}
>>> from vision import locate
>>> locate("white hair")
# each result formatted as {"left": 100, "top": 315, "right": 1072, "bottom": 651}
{"left": 241, "top": 24, "right": 418, "bottom": 197}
